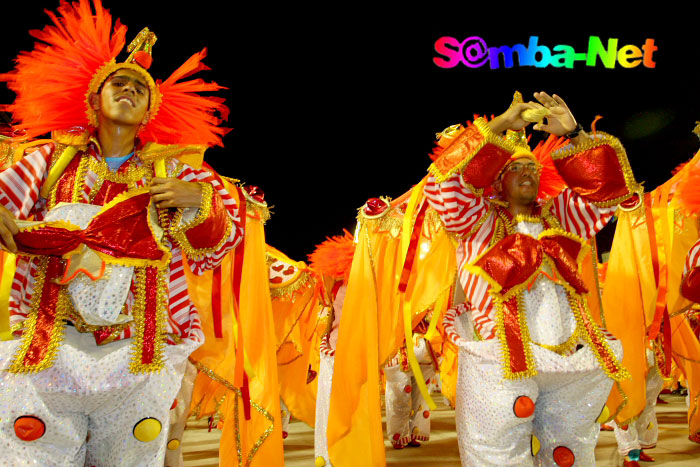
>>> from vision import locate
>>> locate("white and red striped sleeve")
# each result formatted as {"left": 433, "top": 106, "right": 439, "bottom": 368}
{"left": 550, "top": 188, "right": 616, "bottom": 240}
{"left": 425, "top": 172, "right": 491, "bottom": 236}
{"left": 681, "top": 239, "right": 700, "bottom": 304}
{"left": 0, "top": 143, "right": 53, "bottom": 219}
{"left": 172, "top": 162, "right": 243, "bottom": 275}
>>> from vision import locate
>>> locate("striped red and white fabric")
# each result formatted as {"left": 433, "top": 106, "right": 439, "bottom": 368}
{"left": 0, "top": 143, "right": 243, "bottom": 346}
{"left": 425, "top": 173, "right": 615, "bottom": 340}
{"left": 320, "top": 333, "right": 335, "bottom": 357}
{"left": 442, "top": 303, "right": 470, "bottom": 347}
{"left": 684, "top": 239, "right": 700, "bottom": 277}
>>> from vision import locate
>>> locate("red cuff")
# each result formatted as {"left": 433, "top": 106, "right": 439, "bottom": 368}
{"left": 551, "top": 133, "right": 640, "bottom": 207}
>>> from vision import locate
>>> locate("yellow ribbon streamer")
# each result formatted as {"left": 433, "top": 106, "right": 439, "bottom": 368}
{"left": 424, "top": 287, "right": 448, "bottom": 341}
{"left": 399, "top": 176, "right": 436, "bottom": 411}
{"left": 154, "top": 158, "right": 167, "bottom": 178}
{"left": 39, "top": 146, "right": 79, "bottom": 199}
{"left": 0, "top": 253, "right": 16, "bottom": 341}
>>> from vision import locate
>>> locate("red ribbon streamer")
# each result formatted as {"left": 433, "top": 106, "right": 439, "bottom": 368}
{"left": 212, "top": 266, "right": 223, "bottom": 339}
{"left": 399, "top": 201, "right": 430, "bottom": 294}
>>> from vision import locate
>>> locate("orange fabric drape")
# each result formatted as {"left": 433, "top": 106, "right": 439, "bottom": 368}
{"left": 187, "top": 181, "right": 283, "bottom": 467}
{"left": 327, "top": 189, "right": 456, "bottom": 466}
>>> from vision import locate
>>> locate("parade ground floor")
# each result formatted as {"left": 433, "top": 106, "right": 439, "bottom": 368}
{"left": 182, "top": 394, "right": 700, "bottom": 466}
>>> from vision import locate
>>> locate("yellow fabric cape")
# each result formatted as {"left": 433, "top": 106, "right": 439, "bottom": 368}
{"left": 267, "top": 245, "right": 325, "bottom": 427}
{"left": 187, "top": 180, "right": 284, "bottom": 467}
{"left": 602, "top": 152, "right": 700, "bottom": 433}
{"left": 327, "top": 181, "right": 456, "bottom": 466}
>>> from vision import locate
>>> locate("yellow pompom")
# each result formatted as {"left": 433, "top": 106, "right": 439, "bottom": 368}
{"left": 315, "top": 456, "right": 326, "bottom": 467}
{"left": 167, "top": 439, "right": 180, "bottom": 450}
{"left": 596, "top": 405, "right": 611, "bottom": 424}
{"left": 133, "top": 418, "right": 162, "bottom": 443}
{"left": 531, "top": 434, "right": 541, "bottom": 456}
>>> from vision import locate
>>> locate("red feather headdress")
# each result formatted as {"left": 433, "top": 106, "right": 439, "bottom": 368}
{"left": 308, "top": 230, "right": 355, "bottom": 284}
{"left": 0, "top": 0, "right": 229, "bottom": 147}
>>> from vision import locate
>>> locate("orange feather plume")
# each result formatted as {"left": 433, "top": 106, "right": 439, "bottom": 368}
{"left": 308, "top": 230, "right": 355, "bottom": 284}
{"left": 533, "top": 134, "right": 569, "bottom": 200}
{"left": 139, "top": 49, "right": 230, "bottom": 147}
{"left": 0, "top": 0, "right": 126, "bottom": 138}
{"left": 0, "top": 0, "right": 229, "bottom": 147}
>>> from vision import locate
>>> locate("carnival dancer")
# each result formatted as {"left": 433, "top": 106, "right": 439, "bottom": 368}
{"left": 308, "top": 231, "right": 354, "bottom": 467}
{"left": 384, "top": 317, "right": 439, "bottom": 449}
{"left": 0, "top": 1, "right": 242, "bottom": 464}
{"left": 434, "top": 91, "right": 641, "bottom": 466}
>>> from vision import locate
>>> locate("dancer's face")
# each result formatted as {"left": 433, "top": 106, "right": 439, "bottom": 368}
{"left": 498, "top": 158, "right": 540, "bottom": 207}
{"left": 96, "top": 69, "right": 150, "bottom": 126}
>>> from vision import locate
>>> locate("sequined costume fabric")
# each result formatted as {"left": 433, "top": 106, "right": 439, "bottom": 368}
{"left": 427, "top": 121, "right": 637, "bottom": 466}
{"left": 445, "top": 306, "right": 620, "bottom": 466}
{"left": 0, "top": 141, "right": 242, "bottom": 464}
{"left": 610, "top": 350, "right": 663, "bottom": 455}
{"left": 314, "top": 351, "right": 335, "bottom": 465}
{"left": 384, "top": 338, "right": 436, "bottom": 447}
{"left": 0, "top": 327, "right": 197, "bottom": 466}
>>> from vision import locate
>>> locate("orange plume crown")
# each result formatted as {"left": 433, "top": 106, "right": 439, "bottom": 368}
{"left": 308, "top": 230, "right": 356, "bottom": 284}
{"left": 0, "top": 0, "right": 229, "bottom": 147}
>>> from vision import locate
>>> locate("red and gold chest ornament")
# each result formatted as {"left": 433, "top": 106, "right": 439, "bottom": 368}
{"left": 467, "top": 207, "right": 629, "bottom": 381}
{"left": 0, "top": 0, "right": 229, "bottom": 148}
{"left": 7, "top": 150, "right": 173, "bottom": 374}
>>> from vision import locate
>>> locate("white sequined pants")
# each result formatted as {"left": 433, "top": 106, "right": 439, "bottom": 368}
{"left": 0, "top": 327, "right": 198, "bottom": 466}
{"left": 314, "top": 352, "right": 334, "bottom": 466}
{"left": 384, "top": 339, "right": 436, "bottom": 447}
{"left": 455, "top": 338, "right": 620, "bottom": 467}
{"left": 611, "top": 351, "right": 664, "bottom": 455}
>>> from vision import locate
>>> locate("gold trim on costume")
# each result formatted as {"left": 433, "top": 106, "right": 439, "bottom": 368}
{"left": 86, "top": 153, "right": 152, "bottom": 185}
{"left": 169, "top": 183, "right": 235, "bottom": 259}
{"left": 191, "top": 360, "right": 276, "bottom": 467}
{"left": 550, "top": 132, "right": 641, "bottom": 208}
{"left": 8, "top": 259, "right": 70, "bottom": 373}
{"left": 428, "top": 117, "right": 521, "bottom": 184}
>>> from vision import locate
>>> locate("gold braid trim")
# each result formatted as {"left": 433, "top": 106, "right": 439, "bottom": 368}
{"left": 550, "top": 132, "right": 641, "bottom": 208}
{"left": 493, "top": 292, "right": 538, "bottom": 379}
{"left": 86, "top": 154, "right": 152, "bottom": 186}
{"left": 269, "top": 270, "right": 313, "bottom": 299}
{"left": 8, "top": 258, "right": 70, "bottom": 373}
{"left": 531, "top": 328, "right": 581, "bottom": 355}
{"left": 169, "top": 183, "right": 233, "bottom": 259}
{"left": 128, "top": 267, "right": 167, "bottom": 373}
{"left": 567, "top": 292, "right": 630, "bottom": 382}
{"left": 513, "top": 213, "right": 542, "bottom": 224}
{"left": 609, "top": 380, "right": 632, "bottom": 426}
{"left": 191, "top": 360, "right": 276, "bottom": 467}
{"left": 673, "top": 351, "right": 700, "bottom": 365}
{"left": 428, "top": 117, "right": 520, "bottom": 184}
{"left": 241, "top": 187, "right": 271, "bottom": 224}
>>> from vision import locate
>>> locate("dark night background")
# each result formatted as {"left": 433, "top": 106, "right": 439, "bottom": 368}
{"left": 1, "top": 3, "right": 697, "bottom": 261}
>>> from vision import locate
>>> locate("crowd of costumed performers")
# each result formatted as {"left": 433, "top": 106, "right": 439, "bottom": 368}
{"left": 327, "top": 90, "right": 644, "bottom": 467}
{"left": 2, "top": 3, "right": 700, "bottom": 467}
